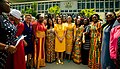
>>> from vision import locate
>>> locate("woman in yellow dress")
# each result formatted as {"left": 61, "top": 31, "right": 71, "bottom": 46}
{"left": 66, "top": 16, "right": 76, "bottom": 62}
{"left": 54, "top": 17, "right": 66, "bottom": 64}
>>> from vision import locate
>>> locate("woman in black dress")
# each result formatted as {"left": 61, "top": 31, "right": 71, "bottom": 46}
{"left": 81, "top": 18, "right": 90, "bottom": 65}
{"left": 0, "top": 0, "right": 17, "bottom": 69}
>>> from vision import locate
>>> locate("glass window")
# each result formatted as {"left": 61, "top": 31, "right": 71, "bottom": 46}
{"left": 78, "top": 10, "right": 80, "bottom": 12}
{"left": 38, "top": 4, "right": 41, "bottom": 10}
{"left": 91, "top": 3, "right": 94, "bottom": 8}
{"left": 69, "top": 10, "right": 72, "bottom": 12}
{"left": 65, "top": 10, "right": 68, "bottom": 12}
{"left": 53, "top": 4, "right": 56, "bottom": 6}
{"left": 45, "top": 4, "right": 48, "bottom": 10}
{"left": 115, "top": 2, "right": 119, "bottom": 8}
{"left": 87, "top": 3, "right": 90, "bottom": 9}
{"left": 96, "top": 10, "right": 99, "bottom": 12}
{"left": 110, "top": 2, "right": 113, "bottom": 8}
{"left": 42, "top": 5, "right": 44, "bottom": 10}
{"left": 105, "top": 2, "right": 109, "bottom": 8}
{"left": 82, "top": 3, "right": 85, "bottom": 9}
{"left": 96, "top": 2, "right": 99, "bottom": 8}
{"left": 73, "top": 10, "right": 77, "bottom": 12}
{"left": 49, "top": 4, "right": 52, "bottom": 8}
{"left": 100, "top": 2, "right": 104, "bottom": 8}
{"left": 78, "top": 3, "right": 81, "bottom": 9}
{"left": 105, "top": 10, "right": 109, "bottom": 12}
{"left": 61, "top": 10, "right": 64, "bottom": 12}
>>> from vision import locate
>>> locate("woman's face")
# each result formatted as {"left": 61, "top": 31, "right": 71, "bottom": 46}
{"left": 0, "top": 0, "right": 10, "bottom": 13}
{"left": 77, "top": 19, "right": 80, "bottom": 25}
{"left": 48, "top": 19, "right": 52, "bottom": 25}
{"left": 38, "top": 16, "right": 44, "bottom": 23}
{"left": 106, "top": 12, "right": 115, "bottom": 21}
{"left": 67, "top": 16, "right": 72, "bottom": 23}
{"left": 92, "top": 15, "right": 98, "bottom": 22}
{"left": 58, "top": 18, "right": 62, "bottom": 24}
{"left": 25, "top": 16, "right": 32, "bottom": 24}
{"left": 83, "top": 19, "right": 88, "bottom": 25}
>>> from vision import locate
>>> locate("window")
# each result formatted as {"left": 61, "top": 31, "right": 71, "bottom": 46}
{"left": 69, "top": 10, "right": 72, "bottom": 12}
{"left": 105, "top": 2, "right": 109, "bottom": 8}
{"left": 78, "top": 3, "right": 81, "bottom": 9}
{"left": 45, "top": 4, "right": 48, "bottom": 10}
{"left": 96, "top": 10, "right": 99, "bottom": 12}
{"left": 82, "top": 3, "right": 85, "bottom": 9}
{"left": 49, "top": 4, "right": 52, "bottom": 8}
{"left": 110, "top": 2, "right": 113, "bottom": 8}
{"left": 87, "top": 3, "right": 90, "bottom": 9}
{"left": 73, "top": 10, "right": 77, "bottom": 12}
{"left": 115, "top": 2, "right": 119, "bottom": 8}
{"left": 61, "top": 10, "right": 64, "bottom": 12}
{"left": 91, "top": 3, "right": 94, "bottom": 8}
{"left": 96, "top": 2, "right": 99, "bottom": 8}
{"left": 100, "top": 2, "right": 104, "bottom": 8}
{"left": 65, "top": 10, "right": 68, "bottom": 12}
{"left": 42, "top": 5, "right": 44, "bottom": 10}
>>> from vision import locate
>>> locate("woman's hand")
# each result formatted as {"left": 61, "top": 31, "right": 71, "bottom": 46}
{"left": 23, "top": 40, "right": 27, "bottom": 47}
{"left": 7, "top": 45, "right": 17, "bottom": 54}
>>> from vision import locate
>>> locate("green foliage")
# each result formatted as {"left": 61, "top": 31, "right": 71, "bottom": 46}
{"left": 79, "top": 9, "right": 96, "bottom": 18}
{"left": 48, "top": 5, "right": 60, "bottom": 15}
{"left": 21, "top": 2, "right": 37, "bottom": 17}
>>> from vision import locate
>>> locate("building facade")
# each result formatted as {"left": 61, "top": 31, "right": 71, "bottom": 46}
{"left": 10, "top": 0, "right": 120, "bottom": 14}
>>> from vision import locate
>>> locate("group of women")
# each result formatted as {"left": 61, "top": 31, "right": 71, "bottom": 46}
{"left": 0, "top": 0, "right": 120, "bottom": 69}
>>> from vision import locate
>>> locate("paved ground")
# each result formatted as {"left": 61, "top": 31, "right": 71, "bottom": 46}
{"left": 41, "top": 60, "right": 89, "bottom": 69}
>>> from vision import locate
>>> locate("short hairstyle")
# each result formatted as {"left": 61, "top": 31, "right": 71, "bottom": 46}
{"left": 24, "top": 14, "right": 32, "bottom": 18}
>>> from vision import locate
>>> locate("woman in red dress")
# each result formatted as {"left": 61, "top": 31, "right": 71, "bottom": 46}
{"left": 8, "top": 9, "right": 26, "bottom": 69}
{"left": 33, "top": 14, "right": 47, "bottom": 69}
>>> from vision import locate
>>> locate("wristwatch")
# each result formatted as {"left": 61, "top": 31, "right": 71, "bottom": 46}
{"left": 5, "top": 45, "right": 9, "bottom": 50}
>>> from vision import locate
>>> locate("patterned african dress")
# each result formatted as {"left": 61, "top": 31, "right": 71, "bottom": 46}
{"left": 54, "top": 24, "right": 66, "bottom": 52}
{"left": 45, "top": 28, "right": 55, "bottom": 62}
{"left": 34, "top": 22, "right": 47, "bottom": 67}
{"left": 66, "top": 23, "right": 76, "bottom": 54}
{"left": 88, "top": 21, "right": 102, "bottom": 69}
{"left": 73, "top": 25, "right": 84, "bottom": 64}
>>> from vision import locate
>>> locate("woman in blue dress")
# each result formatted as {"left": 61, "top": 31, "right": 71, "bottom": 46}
{"left": 101, "top": 12, "right": 116, "bottom": 69}
{"left": 22, "top": 14, "right": 34, "bottom": 68}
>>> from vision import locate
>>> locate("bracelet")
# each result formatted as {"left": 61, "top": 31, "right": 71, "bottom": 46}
{"left": 5, "top": 45, "right": 9, "bottom": 50}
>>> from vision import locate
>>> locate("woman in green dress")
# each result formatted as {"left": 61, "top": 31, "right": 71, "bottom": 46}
{"left": 73, "top": 18, "right": 84, "bottom": 64}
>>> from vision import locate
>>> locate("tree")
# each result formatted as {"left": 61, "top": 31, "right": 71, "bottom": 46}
{"left": 79, "top": 9, "right": 96, "bottom": 18}
{"left": 21, "top": 2, "right": 37, "bottom": 17}
{"left": 48, "top": 5, "right": 60, "bottom": 15}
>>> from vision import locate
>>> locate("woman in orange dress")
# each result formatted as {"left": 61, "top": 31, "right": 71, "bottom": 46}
{"left": 66, "top": 16, "right": 76, "bottom": 62}
{"left": 54, "top": 17, "right": 66, "bottom": 64}
{"left": 33, "top": 14, "right": 47, "bottom": 69}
